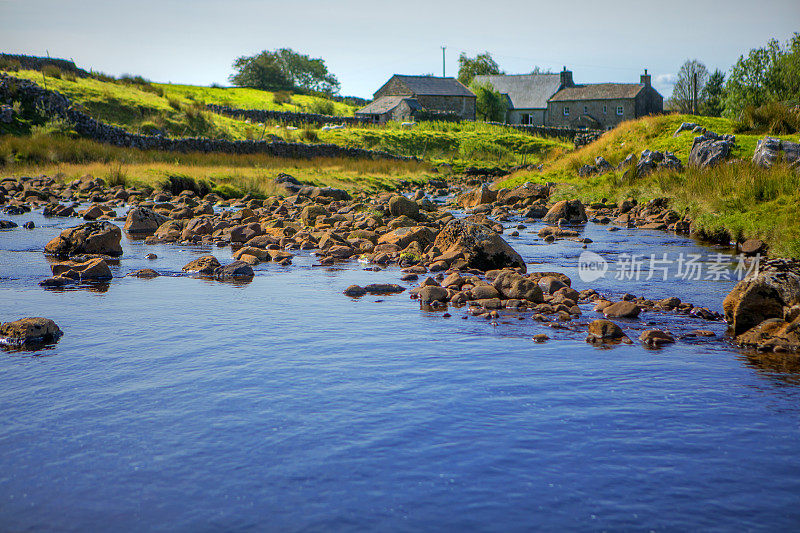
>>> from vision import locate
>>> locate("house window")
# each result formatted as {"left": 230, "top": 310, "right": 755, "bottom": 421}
{"left": 603, "top": 105, "right": 607, "bottom": 114}
{"left": 616, "top": 106, "right": 623, "bottom": 115}
{"left": 563, "top": 106, "right": 570, "bottom": 116}
{"left": 521, "top": 113, "right": 530, "bottom": 124}
{"left": 583, "top": 105, "right": 588, "bottom": 114}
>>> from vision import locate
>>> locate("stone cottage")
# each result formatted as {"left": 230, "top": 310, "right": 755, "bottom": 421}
{"left": 472, "top": 71, "right": 568, "bottom": 125}
{"left": 474, "top": 68, "right": 662, "bottom": 129}
{"left": 547, "top": 70, "right": 662, "bottom": 129}
{"left": 355, "top": 75, "right": 476, "bottom": 123}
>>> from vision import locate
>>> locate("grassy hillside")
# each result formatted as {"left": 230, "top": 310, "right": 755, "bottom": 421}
{"left": 319, "top": 121, "right": 572, "bottom": 170}
{"left": 4, "top": 69, "right": 356, "bottom": 140}
{"left": 498, "top": 114, "right": 800, "bottom": 257}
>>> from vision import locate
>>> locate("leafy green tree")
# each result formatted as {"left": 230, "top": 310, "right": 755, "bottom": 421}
{"left": 230, "top": 48, "right": 340, "bottom": 95}
{"left": 458, "top": 52, "right": 502, "bottom": 86}
{"left": 470, "top": 81, "right": 508, "bottom": 122}
{"left": 670, "top": 59, "right": 708, "bottom": 114}
{"left": 723, "top": 40, "right": 782, "bottom": 117}
{"left": 701, "top": 69, "right": 725, "bottom": 116}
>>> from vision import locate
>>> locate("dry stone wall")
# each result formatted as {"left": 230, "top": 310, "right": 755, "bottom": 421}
{"left": 0, "top": 74, "right": 414, "bottom": 162}
{"left": 206, "top": 104, "right": 365, "bottom": 127}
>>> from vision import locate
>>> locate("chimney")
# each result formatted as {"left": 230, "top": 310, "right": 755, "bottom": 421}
{"left": 560, "top": 66, "right": 573, "bottom": 88}
{"left": 640, "top": 68, "right": 651, "bottom": 87}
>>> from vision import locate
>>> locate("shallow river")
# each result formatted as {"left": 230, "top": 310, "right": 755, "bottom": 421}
{"left": 1, "top": 207, "right": 799, "bottom": 531}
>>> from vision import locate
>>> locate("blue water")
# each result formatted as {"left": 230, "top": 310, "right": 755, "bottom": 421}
{"left": 1, "top": 209, "right": 799, "bottom": 531}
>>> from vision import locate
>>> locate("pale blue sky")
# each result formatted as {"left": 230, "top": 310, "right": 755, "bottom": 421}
{"left": 2, "top": 0, "right": 798, "bottom": 98}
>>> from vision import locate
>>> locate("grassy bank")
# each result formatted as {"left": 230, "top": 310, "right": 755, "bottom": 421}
{"left": 498, "top": 114, "right": 800, "bottom": 257}
{"left": 4, "top": 69, "right": 356, "bottom": 140}
{"left": 0, "top": 133, "right": 432, "bottom": 197}
{"left": 319, "top": 121, "right": 572, "bottom": 169}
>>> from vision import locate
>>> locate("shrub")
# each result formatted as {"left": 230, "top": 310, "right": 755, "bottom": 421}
{"left": 273, "top": 91, "right": 293, "bottom": 105}
{"left": 90, "top": 71, "right": 115, "bottom": 83}
{"left": 167, "top": 97, "right": 182, "bottom": 110}
{"left": 299, "top": 127, "right": 319, "bottom": 142}
{"left": 0, "top": 58, "right": 21, "bottom": 71}
{"left": 139, "top": 121, "right": 163, "bottom": 135}
{"left": 105, "top": 164, "right": 128, "bottom": 187}
{"left": 735, "top": 102, "right": 800, "bottom": 134}
{"left": 42, "top": 65, "right": 62, "bottom": 79}
{"left": 63, "top": 72, "right": 77, "bottom": 83}
{"left": 307, "top": 99, "right": 335, "bottom": 115}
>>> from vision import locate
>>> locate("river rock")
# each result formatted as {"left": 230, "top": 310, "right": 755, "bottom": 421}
{"left": 433, "top": 219, "right": 526, "bottom": 272}
{"left": 182, "top": 255, "right": 221, "bottom": 275}
{"left": 723, "top": 271, "right": 800, "bottom": 335}
{"left": 0, "top": 317, "right": 63, "bottom": 347}
{"left": 603, "top": 301, "right": 641, "bottom": 319}
{"left": 735, "top": 317, "right": 800, "bottom": 352}
{"left": 388, "top": 195, "right": 420, "bottom": 219}
{"left": 586, "top": 319, "right": 627, "bottom": 343}
{"left": 130, "top": 268, "right": 160, "bottom": 278}
{"left": 214, "top": 261, "right": 254, "bottom": 281}
{"left": 124, "top": 207, "right": 168, "bottom": 234}
{"left": 492, "top": 270, "right": 543, "bottom": 302}
{"left": 639, "top": 329, "right": 675, "bottom": 347}
{"left": 343, "top": 285, "right": 367, "bottom": 297}
{"left": 378, "top": 226, "right": 435, "bottom": 249}
{"left": 51, "top": 257, "right": 112, "bottom": 280}
{"left": 418, "top": 285, "right": 449, "bottom": 304}
{"left": 363, "top": 283, "right": 405, "bottom": 294}
{"left": 457, "top": 184, "right": 497, "bottom": 208}
{"left": 300, "top": 204, "right": 328, "bottom": 226}
{"left": 44, "top": 221, "right": 123, "bottom": 258}
{"left": 543, "top": 199, "right": 587, "bottom": 224}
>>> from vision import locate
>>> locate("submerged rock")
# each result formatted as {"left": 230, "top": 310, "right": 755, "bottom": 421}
{"left": 639, "top": 329, "right": 676, "bottom": 347}
{"left": 182, "top": 255, "right": 221, "bottom": 275}
{"left": 343, "top": 285, "right": 367, "bottom": 297}
{"left": 213, "top": 261, "right": 255, "bottom": 281}
{"left": 586, "top": 319, "right": 629, "bottom": 344}
{"left": 603, "top": 301, "right": 641, "bottom": 319}
{"left": 0, "top": 317, "right": 63, "bottom": 348}
{"left": 51, "top": 257, "right": 113, "bottom": 280}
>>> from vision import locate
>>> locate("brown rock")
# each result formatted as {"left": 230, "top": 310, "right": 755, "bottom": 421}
{"left": 182, "top": 255, "right": 221, "bottom": 275}
{"left": 418, "top": 286, "right": 449, "bottom": 303}
{"left": 723, "top": 272, "right": 800, "bottom": 335}
{"left": 433, "top": 219, "right": 526, "bottom": 273}
{"left": 44, "top": 221, "right": 122, "bottom": 258}
{"left": 130, "top": 268, "right": 160, "bottom": 279}
{"left": 543, "top": 199, "right": 587, "bottom": 224}
{"left": 586, "top": 319, "right": 626, "bottom": 342}
{"left": 603, "top": 301, "right": 641, "bottom": 319}
{"left": 493, "top": 270, "right": 543, "bottom": 302}
{"left": 639, "top": 329, "right": 675, "bottom": 347}
{"left": 0, "top": 317, "right": 63, "bottom": 347}
{"left": 124, "top": 207, "right": 168, "bottom": 234}
{"left": 344, "top": 285, "right": 367, "bottom": 297}
{"left": 51, "top": 258, "right": 112, "bottom": 280}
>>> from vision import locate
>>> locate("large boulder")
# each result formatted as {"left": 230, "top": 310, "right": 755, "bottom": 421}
{"left": 433, "top": 219, "right": 526, "bottom": 272}
{"left": 44, "top": 221, "right": 122, "bottom": 258}
{"left": 752, "top": 137, "right": 800, "bottom": 168}
{"left": 388, "top": 195, "right": 420, "bottom": 220}
{"left": 735, "top": 317, "right": 800, "bottom": 352}
{"left": 496, "top": 183, "right": 549, "bottom": 204}
{"left": 377, "top": 226, "right": 435, "bottom": 249}
{"left": 723, "top": 271, "right": 800, "bottom": 335}
{"left": 688, "top": 132, "right": 735, "bottom": 168}
{"left": 0, "top": 317, "right": 63, "bottom": 348}
{"left": 300, "top": 204, "right": 328, "bottom": 226}
{"left": 214, "top": 261, "right": 255, "bottom": 281}
{"left": 543, "top": 199, "right": 587, "bottom": 224}
{"left": 123, "top": 207, "right": 168, "bottom": 234}
{"left": 457, "top": 184, "right": 497, "bottom": 208}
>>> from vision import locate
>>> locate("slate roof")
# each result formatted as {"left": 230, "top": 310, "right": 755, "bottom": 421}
{"left": 382, "top": 75, "right": 475, "bottom": 97}
{"left": 355, "top": 96, "right": 421, "bottom": 115}
{"left": 473, "top": 74, "right": 562, "bottom": 110}
{"left": 549, "top": 83, "right": 645, "bottom": 102}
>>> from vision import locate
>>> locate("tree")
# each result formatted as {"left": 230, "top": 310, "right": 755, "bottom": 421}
{"left": 701, "top": 69, "right": 725, "bottom": 117}
{"left": 229, "top": 48, "right": 340, "bottom": 95}
{"left": 670, "top": 59, "right": 709, "bottom": 115}
{"left": 457, "top": 52, "right": 502, "bottom": 86}
{"left": 723, "top": 40, "right": 782, "bottom": 117}
{"left": 529, "top": 66, "right": 554, "bottom": 74}
{"left": 470, "top": 81, "right": 508, "bottom": 122}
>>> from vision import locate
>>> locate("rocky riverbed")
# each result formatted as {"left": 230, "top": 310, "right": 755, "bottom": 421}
{"left": 1, "top": 172, "right": 797, "bottom": 358}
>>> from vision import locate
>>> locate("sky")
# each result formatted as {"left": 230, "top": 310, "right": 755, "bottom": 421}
{"left": 2, "top": 0, "right": 798, "bottom": 99}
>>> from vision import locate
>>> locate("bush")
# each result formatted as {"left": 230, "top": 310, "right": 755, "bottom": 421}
{"left": 138, "top": 121, "right": 163, "bottom": 135}
{"left": 299, "top": 127, "right": 319, "bottom": 142}
{"left": 90, "top": 71, "right": 115, "bottom": 83}
{"left": 105, "top": 164, "right": 128, "bottom": 187}
{"left": 273, "top": 91, "right": 293, "bottom": 105}
{"left": 167, "top": 97, "right": 182, "bottom": 110}
{"left": 734, "top": 102, "right": 800, "bottom": 134}
{"left": 0, "top": 58, "right": 21, "bottom": 71}
{"left": 42, "top": 65, "right": 62, "bottom": 79}
{"left": 307, "top": 99, "right": 335, "bottom": 115}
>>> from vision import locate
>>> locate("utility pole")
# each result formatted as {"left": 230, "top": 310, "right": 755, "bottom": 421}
{"left": 441, "top": 46, "right": 446, "bottom": 77}
{"left": 692, "top": 71, "right": 698, "bottom": 115}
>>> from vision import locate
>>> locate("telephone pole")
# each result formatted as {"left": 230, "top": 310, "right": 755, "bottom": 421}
{"left": 441, "top": 46, "right": 446, "bottom": 77}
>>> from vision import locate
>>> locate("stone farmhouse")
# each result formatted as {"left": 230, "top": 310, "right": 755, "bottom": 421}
{"left": 355, "top": 75, "right": 476, "bottom": 123}
{"left": 473, "top": 68, "right": 662, "bottom": 129}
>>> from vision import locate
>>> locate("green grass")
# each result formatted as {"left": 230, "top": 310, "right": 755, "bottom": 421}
{"left": 319, "top": 120, "right": 572, "bottom": 169}
{"left": 156, "top": 83, "right": 356, "bottom": 116}
{"left": 0, "top": 133, "right": 432, "bottom": 198}
{"left": 496, "top": 113, "right": 800, "bottom": 257}
{"left": 4, "top": 69, "right": 356, "bottom": 141}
